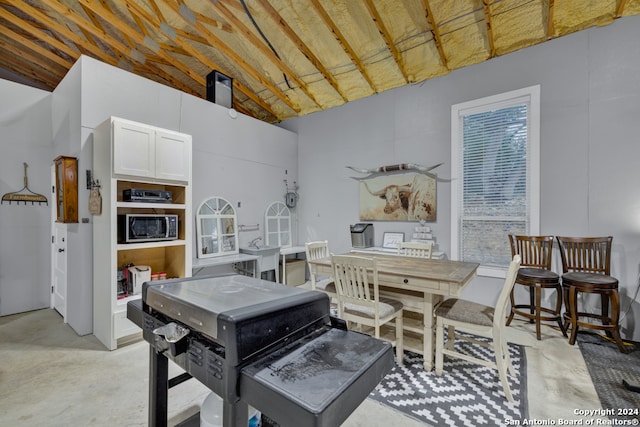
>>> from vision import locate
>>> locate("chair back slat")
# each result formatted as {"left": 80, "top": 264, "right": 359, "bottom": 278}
{"left": 508, "top": 235, "right": 553, "bottom": 269}
{"left": 305, "top": 241, "right": 329, "bottom": 263}
{"left": 331, "top": 255, "right": 378, "bottom": 312}
{"left": 556, "top": 236, "right": 612, "bottom": 274}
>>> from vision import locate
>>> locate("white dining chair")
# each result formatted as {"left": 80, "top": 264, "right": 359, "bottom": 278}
{"left": 434, "top": 254, "right": 521, "bottom": 401}
{"left": 331, "top": 254, "right": 404, "bottom": 365}
{"left": 304, "top": 241, "right": 336, "bottom": 300}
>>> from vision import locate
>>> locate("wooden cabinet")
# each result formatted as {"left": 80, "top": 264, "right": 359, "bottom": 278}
{"left": 93, "top": 117, "right": 192, "bottom": 350}
{"left": 113, "top": 118, "right": 190, "bottom": 182}
{"left": 54, "top": 156, "right": 78, "bottom": 223}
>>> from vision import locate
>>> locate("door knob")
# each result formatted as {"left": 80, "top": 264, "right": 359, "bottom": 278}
{"left": 58, "top": 248, "right": 65, "bottom": 252}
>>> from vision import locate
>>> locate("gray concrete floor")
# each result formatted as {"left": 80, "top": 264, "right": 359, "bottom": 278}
{"left": 0, "top": 309, "right": 606, "bottom": 426}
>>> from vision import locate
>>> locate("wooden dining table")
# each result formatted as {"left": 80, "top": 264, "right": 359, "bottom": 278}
{"left": 308, "top": 252, "right": 479, "bottom": 370}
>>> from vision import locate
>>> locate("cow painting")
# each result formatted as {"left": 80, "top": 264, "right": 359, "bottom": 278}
{"left": 359, "top": 173, "right": 436, "bottom": 221}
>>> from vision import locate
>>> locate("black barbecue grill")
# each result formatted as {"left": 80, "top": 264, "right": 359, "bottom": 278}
{"left": 127, "top": 274, "right": 394, "bottom": 427}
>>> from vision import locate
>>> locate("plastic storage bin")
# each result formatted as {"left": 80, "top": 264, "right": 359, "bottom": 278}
{"left": 279, "top": 259, "right": 306, "bottom": 286}
{"left": 201, "top": 392, "right": 261, "bottom": 427}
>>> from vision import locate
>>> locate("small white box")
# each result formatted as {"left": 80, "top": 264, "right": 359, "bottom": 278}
{"left": 128, "top": 265, "right": 151, "bottom": 295}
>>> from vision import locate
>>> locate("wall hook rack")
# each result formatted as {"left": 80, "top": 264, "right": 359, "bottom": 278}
{"left": 1, "top": 162, "right": 48, "bottom": 206}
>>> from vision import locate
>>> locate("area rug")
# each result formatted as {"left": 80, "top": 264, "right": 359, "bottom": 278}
{"left": 369, "top": 335, "right": 528, "bottom": 427}
{"left": 577, "top": 332, "right": 640, "bottom": 422}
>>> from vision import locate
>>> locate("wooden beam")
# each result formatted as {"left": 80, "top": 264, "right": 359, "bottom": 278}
{"left": 0, "top": 5, "right": 79, "bottom": 64}
{"left": 163, "top": 0, "right": 300, "bottom": 113}
{"left": 547, "top": 0, "right": 555, "bottom": 39}
{"left": 0, "top": 24, "right": 73, "bottom": 69}
{"left": 0, "top": 42, "right": 62, "bottom": 88}
{"left": 127, "top": 0, "right": 281, "bottom": 117}
{"left": 190, "top": 9, "right": 232, "bottom": 33}
{"left": 211, "top": 0, "right": 323, "bottom": 108}
{"left": 363, "top": 0, "right": 409, "bottom": 83}
{"left": 76, "top": 0, "right": 204, "bottom": 88}
{"left": 482, "top": 0, "right": 495, "bottom": 57}
{"left": 421, "top": 0, "right": 448, "bottom": 69}
{"left": 157, "top": 0, "right": 293, "bottom": 116}
{"left": 30, "top": 0, "right": 194, "bottom": 94}
{"left": 76, "top": 4, "right": 110, "bottom": 50}
{"left": 6, "top": 0, "right": 116, "bottom": 65}
{"left": 310, "top": 0, "right": 377, "bottom": 93}
{"left": 616, "top": 0, "right": 628, "bottom": 17}
{"left": 32, "top": 0, "right": 163, "bottom": 77}
{"left": 257, "top": 0, "right": 349, "bottom": 102}
{"left": 82, "top": 1, "right": 135, "bottom": 49}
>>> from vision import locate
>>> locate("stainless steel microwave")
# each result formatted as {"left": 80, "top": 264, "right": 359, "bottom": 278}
{"left": 118, "top": 214, "right": 178, "bottom": 243}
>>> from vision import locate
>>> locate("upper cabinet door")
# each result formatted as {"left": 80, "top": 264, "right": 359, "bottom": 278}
{"left": 155, "top": 129, "right": 191, "bottom": 182}
{"left": 111, "top": 118, "right": 191, "bottom": 183}
{"left": 113, "top": 120, "right": 155, "bottom": 178}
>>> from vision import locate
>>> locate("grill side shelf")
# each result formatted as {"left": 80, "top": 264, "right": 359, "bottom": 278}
{"left": 240, "top": 328, "right": 394, "bottom": 427}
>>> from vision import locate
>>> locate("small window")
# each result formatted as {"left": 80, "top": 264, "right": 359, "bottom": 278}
{"left": 264, "top": 201, "right": 291, "bottom": 248}
{"left": 196, "top": 196, "right": 238, "bottom": 258}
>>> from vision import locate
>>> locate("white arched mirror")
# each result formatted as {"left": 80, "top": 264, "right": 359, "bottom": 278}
{"left": 196, "top": 196, "right": 238, "bottom": 258}
{"left": 264, "top": 201, "right": 291, "bottom": 249}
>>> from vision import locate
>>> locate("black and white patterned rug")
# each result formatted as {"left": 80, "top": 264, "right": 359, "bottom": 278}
{"left": 369, "top": 336, "right": 528, "bottom": 426}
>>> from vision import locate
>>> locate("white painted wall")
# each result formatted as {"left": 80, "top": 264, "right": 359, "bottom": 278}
{"left": 0, "top": 81, "right": 52, "bottom": 316}
{"left": 51, "top": 59, "right": 91, "bottom": 335}
{"left": 0, "top": 56, "right": 298, "bottom": 336}
{"left": 75, "top": 56, "right": 298, "bottom": 252}
{"left": 285, "top": 15, "right": 640, "bottom": 341}
{"left": 79, "top": 57, "right": 297, "bottom": 332}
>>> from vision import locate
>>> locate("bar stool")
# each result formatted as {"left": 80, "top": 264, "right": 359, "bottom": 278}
{"left": 506, "top": 235, "right": 566, "bottom": 340}
{"left": 556, "top": 236, "right": 625, "bottom": 352}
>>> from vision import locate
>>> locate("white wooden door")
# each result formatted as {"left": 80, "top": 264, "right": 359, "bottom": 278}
{"left": 52, "top": 222, "right": 67, "bottom": 320}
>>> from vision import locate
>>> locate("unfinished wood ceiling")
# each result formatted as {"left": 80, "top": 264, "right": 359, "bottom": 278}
{"left": 1, "top": 1, "right": 639, "bottom": 123}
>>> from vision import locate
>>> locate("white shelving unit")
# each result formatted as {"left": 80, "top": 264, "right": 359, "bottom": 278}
{"left": 93, "top": 117, "right": 192, "bottom": 350}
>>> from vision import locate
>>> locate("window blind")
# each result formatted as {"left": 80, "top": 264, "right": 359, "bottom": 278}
{"left": 459, "top": 102, "right": 529, "bottom": 268}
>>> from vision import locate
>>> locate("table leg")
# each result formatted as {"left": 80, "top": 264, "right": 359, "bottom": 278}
{"left": 281, "top": 253, "right": 287, "bottom": 285}
{"left": 422, "top": 293, "right": 443, "bottom": 371}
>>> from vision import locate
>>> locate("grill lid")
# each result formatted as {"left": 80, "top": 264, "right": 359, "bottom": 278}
{"left": 143, "top": 274, "right": 325, "bottom": 340}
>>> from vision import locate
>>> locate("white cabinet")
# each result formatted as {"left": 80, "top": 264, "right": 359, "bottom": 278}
{"left": 93, "top": 117, "right": 192, "bottom": 350}
{"left": 113, "top": 117, "right": 190, "bottom": 183}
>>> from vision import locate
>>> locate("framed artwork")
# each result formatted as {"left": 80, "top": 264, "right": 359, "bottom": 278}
{"left": 382, "top": 232, "right": 404, "bottom": 249}
{"left": 359, "top": 172, "right": 437, "bottom": 222}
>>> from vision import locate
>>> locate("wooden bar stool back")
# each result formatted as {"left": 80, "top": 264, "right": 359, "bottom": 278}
{"left": 556, "top": 236, "right": 625, "bottom": 352}
{"left": 506, "top": 235, "right": 566, "bottom": 340}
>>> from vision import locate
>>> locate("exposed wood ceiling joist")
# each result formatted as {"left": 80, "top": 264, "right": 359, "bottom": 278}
{"left": 1, "top": 0, "right": 639, "bottom": 124}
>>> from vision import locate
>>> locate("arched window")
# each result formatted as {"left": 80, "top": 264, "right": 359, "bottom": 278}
{"left": 264, "top": 201, "right": 291, "bottom": 249}
{"left": 196, "top": 196, "right": 238, "bottom": 258}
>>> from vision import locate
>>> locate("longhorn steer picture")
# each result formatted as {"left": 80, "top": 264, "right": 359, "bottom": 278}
{"left": 359, "top": 173, "right": 436, "bottom": 221}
